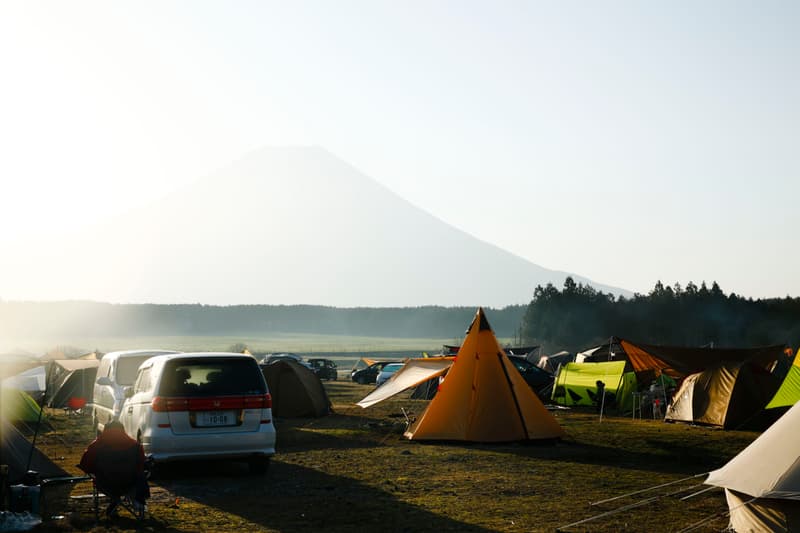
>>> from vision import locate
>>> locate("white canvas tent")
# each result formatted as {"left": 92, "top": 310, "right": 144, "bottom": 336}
{"left": 705, "top": 400, "right": 800, "bottom": 531}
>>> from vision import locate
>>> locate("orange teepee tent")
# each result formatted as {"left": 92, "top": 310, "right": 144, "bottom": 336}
{"left": 404, "top": 308, "right": 564, "bottom": 442}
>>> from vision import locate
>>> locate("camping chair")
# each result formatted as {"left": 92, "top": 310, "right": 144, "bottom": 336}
{"left": 64, "top": 397, "right": 87, "bottom": 416}
{"left": 89, "top": 444, "right": 148, "bottom": 522}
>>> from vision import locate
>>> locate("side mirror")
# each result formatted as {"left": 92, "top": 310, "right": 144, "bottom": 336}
{"left": 123, "top": 386, "right": 134, "bottom": 399}
{"left": 96, "top": 376, "right": 113, "bottom": 387}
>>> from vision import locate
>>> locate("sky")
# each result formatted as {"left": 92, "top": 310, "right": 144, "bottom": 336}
{"left": 1, "top": 1, "right": 798, "bottom": 300}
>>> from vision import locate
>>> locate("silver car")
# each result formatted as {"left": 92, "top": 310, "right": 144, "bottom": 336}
{"left": 375, "top": 363, "right": 404, "bottom": 387}
{"left": 119, "top": 353, "right": 276, "bottom": 474}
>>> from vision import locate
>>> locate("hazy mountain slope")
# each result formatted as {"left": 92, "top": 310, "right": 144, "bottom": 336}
{"left": 3, "top": 147, "right": 629, "bottom": 306}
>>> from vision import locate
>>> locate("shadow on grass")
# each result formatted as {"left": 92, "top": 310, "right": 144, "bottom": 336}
{"left": 274, "top": 412, "right": 410, "bottom": 452}
{"left": 157, "top": 460, "right": 494, "bottom": 533}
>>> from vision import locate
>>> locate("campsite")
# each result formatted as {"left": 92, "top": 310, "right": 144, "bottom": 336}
{"left": 3, "top": 309, "right": 798, "bottom": 532}
{"left": 1, "top": 378, "right": 763, "bottom": 532}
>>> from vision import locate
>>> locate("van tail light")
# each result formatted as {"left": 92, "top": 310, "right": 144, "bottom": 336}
{"left": 152, "top": 394, "right": 271, "bottom": 412}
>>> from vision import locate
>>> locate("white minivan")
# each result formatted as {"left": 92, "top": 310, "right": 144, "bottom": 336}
{"left": 119, "top": 353, "right": 276, "bottom": 473}
{"left": 93, "top": 349, "right": 181, "bottom": 434}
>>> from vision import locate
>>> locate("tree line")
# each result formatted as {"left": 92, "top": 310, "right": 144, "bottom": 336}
{"left": 521, "top": 277, "right": 800, "bottom": 353}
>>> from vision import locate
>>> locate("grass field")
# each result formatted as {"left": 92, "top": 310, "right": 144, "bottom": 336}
{"left": 27, "top": 380, "right": 759, "bottom": 533}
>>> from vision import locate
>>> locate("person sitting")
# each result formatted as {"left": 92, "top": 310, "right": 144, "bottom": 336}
{"left": 78, "top": 420, "right": 149, "bottom": 517}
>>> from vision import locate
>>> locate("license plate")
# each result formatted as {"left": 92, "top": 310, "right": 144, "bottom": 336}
{"left": 197, "top": 411, "right": 236, "bottom": 427}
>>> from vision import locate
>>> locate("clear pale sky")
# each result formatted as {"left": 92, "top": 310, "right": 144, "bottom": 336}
{"left": 1, "top": 1, "right": 798, "bottom": 300}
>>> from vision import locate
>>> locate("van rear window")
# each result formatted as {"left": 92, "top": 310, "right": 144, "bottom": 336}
{"left": 159, "top": 358, "right": 266, "bottom": 396}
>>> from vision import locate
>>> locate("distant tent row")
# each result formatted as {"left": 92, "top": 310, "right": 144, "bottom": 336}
{"left": 562, "top": 337, "right": 789, "bottom": 428}
{"left": 359, "top": 308, "right": 564, "bottom": 443}
{"left": 1, "top": 359, "right": 100, "bottom": 410}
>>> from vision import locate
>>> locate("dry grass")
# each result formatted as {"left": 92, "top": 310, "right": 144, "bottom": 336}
{"left": 28, "top": 381, "right": 758, "bottom": 532}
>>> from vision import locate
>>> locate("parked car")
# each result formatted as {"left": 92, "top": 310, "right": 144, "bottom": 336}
{"left": 351, "top": 361, "right": 399, "bottom": 384}
{"left": 118, "top": 352, "right": 276, "bottom": 474}
{"left": 308, "top": 358, "right": 338, "bottom": 380}
{"left": 262, "top": 353, "right": 312, "bottom": 369}
{"left": 93, "top": 349, "right": 181, "bottom": 435}
{"left": 375, "top": 363, "right": 404, "bottom": 387}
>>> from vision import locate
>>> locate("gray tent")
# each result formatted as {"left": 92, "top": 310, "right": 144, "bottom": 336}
{"left": 46, "top": 359, "right": 99, "bottom": 408}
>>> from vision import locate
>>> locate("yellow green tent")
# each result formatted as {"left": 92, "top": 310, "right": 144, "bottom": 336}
{"left": 551, "top": 361, "right": 637, "bottom": 412}
{"left": 1, "top": 387, "right": 44, "bottom": 423}
{"left": 766, "top": 349, "right": 800, "bottom": 409}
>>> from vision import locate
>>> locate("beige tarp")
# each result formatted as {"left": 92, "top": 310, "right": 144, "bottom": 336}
{"left": 357, "top": 358, "right": 454, "bottom": 408}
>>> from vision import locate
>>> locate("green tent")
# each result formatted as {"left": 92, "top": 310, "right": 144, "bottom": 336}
{"left": 1, "top": 387, "right": 44, "bottom": 423}
{"left": 551, "top": 361, "right": 637, "bottom": 412}
{"left": 766, "top": 349, "right": 800, "bottom": 409}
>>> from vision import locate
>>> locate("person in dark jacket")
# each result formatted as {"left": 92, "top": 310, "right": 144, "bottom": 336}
{"left": 79, "top": 420, "right": 149, "bottom": 516}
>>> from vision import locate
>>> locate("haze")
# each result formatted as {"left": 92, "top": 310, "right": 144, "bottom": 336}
{"left": 1, "top": 1, "right": 798, "bottom": 304}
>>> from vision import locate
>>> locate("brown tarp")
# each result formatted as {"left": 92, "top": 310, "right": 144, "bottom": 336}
{"left": 261, "top": 360, "right": 331, "bottom": 418}
{"left": 620, "top": 340, "right": 785, "bottom": 378}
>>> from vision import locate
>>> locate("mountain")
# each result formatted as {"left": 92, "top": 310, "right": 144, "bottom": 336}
{"left": 2, "top": 147, "right": 629, "bottom": 306}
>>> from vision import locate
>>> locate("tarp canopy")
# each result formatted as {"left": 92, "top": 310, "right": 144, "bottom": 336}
{"left": 621, "top": 340, "right": 785, "bottom": 379}
{"left": 575, "top": 337, "right": 786, "bottom": 379}
{"left": 404, "top": 308, "right": 564, "bottom": 442}
{"left": 357, "top": 358, "right": 455, "bottom": 408}
{"left": 705, "top": 400, "right": 800, "bottom": 531}
{"left": 261, "top": 359, "right": 331, "bottom": 417}
{"left": 551, "top": 361, "right": 636, "bottom": 412}
{"left": 766, "top": 349, "right": 800, "bottom": 410}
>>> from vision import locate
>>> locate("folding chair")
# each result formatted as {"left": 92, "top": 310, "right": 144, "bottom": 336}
{"left": 90, "top": 445, "right": 148, "bottom": 522}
